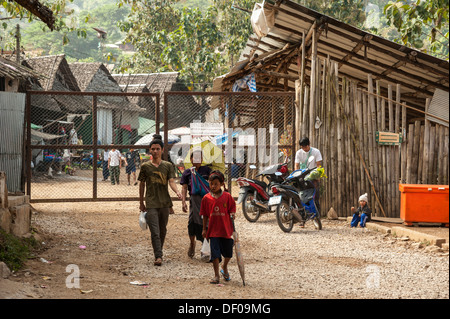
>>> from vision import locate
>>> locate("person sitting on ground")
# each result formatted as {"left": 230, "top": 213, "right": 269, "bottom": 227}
{"left": 350, "top": 193, "right": 372, "bottom": 228}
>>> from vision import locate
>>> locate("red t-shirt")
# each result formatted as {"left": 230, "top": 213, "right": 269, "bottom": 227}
{"left": 200, "top": 191, "right": 236, "bottom": 239}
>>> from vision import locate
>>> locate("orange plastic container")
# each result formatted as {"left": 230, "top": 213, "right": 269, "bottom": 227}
{"left": 399, "top": 184, "right": 449, "bottom": 227}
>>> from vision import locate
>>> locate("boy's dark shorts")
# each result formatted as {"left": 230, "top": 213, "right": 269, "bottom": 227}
{"left": 209, "top": 237, "right": 234, "bottom": 262}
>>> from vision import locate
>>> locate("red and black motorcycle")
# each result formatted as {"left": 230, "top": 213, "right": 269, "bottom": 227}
{"left": 236, "top": 162, "right": 289, "bottom": 222}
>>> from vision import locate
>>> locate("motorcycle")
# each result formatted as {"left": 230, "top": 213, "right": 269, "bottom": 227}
{"left": 269, "top": 156, "right": 324, "bottom": 233}
{"left": 236, "top": 162, "right": 289, "bottom": 222}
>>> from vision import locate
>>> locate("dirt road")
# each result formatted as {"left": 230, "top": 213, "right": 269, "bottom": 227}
{"left": 1, "top": 195, "right": 448, "bottom": 301}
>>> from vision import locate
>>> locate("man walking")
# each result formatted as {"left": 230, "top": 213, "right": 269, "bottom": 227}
{"left": 108, "top": 146, "right": 122, "bottom": 185}
{"left": 138, "top": 138, "right": 182, "bottom": 266}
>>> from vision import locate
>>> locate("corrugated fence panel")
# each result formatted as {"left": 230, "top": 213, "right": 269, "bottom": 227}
{"left": 0, "top": 91, "right": 26, "bottom": 193}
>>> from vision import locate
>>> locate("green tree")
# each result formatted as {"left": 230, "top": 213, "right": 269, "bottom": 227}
{"left": 384, "top": 0, "right": 449, "bottom": 59}
{"left": 293, "top": 0, "right": 368, "bottom": 27}
{"left": 0, "top": 0, "right": 88, "bottom": 46}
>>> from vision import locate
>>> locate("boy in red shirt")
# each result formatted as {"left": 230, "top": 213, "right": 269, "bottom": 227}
{"left": 200, "top": 171, "right": 236, "bottom": 284}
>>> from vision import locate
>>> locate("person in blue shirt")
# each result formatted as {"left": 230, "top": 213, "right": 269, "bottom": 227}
{"left": 126, "top": 149, "right": 137, "bottom": 185}
{"left": 180, "top": 149, "right": 211, "bottom": 258}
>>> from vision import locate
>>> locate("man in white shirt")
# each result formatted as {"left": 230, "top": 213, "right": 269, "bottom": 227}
{"left": 294, "top": 137, "right": 322, "bottom": 170}
{"left": 108, "top": 146, "right": 122, "bottom": 185}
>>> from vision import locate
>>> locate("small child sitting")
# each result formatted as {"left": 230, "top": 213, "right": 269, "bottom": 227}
{"left": 350, "top": 193, "right": 371, "bottom": 228}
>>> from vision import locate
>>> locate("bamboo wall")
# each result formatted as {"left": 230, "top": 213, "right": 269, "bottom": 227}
{"left": 295, "top": 58, "right": 449, "bottom": 218}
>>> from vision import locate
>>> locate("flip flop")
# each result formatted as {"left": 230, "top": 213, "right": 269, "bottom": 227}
{"left": 154, "top": 258, "right": 162, "bottom": 266}
{"left": 220, "top": 269, "right": 231, "bottom": 282}
{"left": 188, "top": 244, "right": 195, "bottom": 258}
{"left": 210, "top": 278, "right": 220, "bottom": 284}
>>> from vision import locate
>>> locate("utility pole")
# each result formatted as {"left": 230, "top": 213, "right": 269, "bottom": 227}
{"left": 15, "top": 24, "right": 20, "bottom": 63}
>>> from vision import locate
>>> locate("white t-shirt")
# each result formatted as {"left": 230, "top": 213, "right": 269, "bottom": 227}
{"left": 295, "top": 147, "right": 322, "bottom": 169}
{"left": 108, "top": 150, "right": 121, "bottom": 167}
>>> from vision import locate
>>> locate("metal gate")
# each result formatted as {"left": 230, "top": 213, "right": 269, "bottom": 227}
{"left": 25, "top": 90, "right": 296, "bottom": 203}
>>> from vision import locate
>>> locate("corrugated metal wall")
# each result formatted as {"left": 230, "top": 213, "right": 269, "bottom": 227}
{"left": 427, "top": 88, "right": 449, "bottom": 127}
{"left": 0, "top": 91, "right": 26, "bottom": 193}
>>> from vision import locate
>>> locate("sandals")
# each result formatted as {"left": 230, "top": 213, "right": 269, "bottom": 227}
{"left": 188, "top": 243, "right": 195, "bottom": 258}
{"left": 154, "top": 258, "right": 162, "bottom": 266}
{"left": 220, "top": 269, "right": 231, "bottom": 282}
{"left": 210, "top": 277, "right": 220, "bottom": 284}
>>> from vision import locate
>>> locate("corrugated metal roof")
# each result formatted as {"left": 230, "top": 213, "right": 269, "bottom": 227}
{"left": 220, "top": 0, "right": 449, "bottom": 113}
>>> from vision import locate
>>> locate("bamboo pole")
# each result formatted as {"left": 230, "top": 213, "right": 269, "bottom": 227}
{"left": 325, "top": 57, "right": 331, "bottom": 213}
{"left": 444, "top": 127, "right": 449, "bottom": 185}
{"left": 302, "top": 86, "right": 309, "bottom": 138}
{"left": 331, "top": 77, "right": 386, "bottom": 217}
{"left": 438, "top": 125, "right": 445, "bottom": 185}
{"left": 428, "top": 126, "right": 436, "bottom": 184}
{"left": 309, "top": 36, "right": 316, "bottom": 144}
{"left": 356, "top": 87, "right": 364, "bottom": 207}
{"left": 418, "top": 125, "right": 425, "bottom": 184}
{"left": 406, "top": 123, "right": 414, "bottom": 184}
{"left": 335, "top": 63, "right": 343, "bottom": 215}
{"left": 422, "top": 98, "right": 431, "bottom": 184}
{"left": 394, "top": 84, "right": 401, "bottom": 215}
{"left": 400, "top": 103, "right": 407, "bottom": 184}
{"left": 411, "top": 120, "right": 421, "bottom": 184}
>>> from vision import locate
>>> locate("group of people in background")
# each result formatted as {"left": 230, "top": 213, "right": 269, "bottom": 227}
{"left": 102, "top": 147, "right": 138, "bottom": 186}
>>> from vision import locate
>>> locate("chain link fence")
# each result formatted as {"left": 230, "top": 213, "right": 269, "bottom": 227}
{"left": 26, "top": 91, "right": 159, "bottom": 202}
{"left": 26, "top": 91, "right": 296, "bottom": 202}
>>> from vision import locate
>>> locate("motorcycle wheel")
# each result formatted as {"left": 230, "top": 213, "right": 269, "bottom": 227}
{"left": 276, "top": 200, "right": 294, "bottom": 233}
{"left": 313, "top": 217, "right": 322, "bottom": 230}
{"left": 242, "top": 193, "right": 261, "bottom": 222}
{"left": 312, "top": 200, "right": 322, "bottom": 230}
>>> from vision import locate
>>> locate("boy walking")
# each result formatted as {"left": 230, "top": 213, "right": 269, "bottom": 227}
{"left": 138, "top": 138, "right": 182, "bottom": 266}
{"left": 200, "top": 171, "right": 236, "bottom": 284}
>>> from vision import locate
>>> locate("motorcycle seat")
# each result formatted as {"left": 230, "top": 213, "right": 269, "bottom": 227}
{"left": 251, "top": 179, "right": 267, "bottom": 190}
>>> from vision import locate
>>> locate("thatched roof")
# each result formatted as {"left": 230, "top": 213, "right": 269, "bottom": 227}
{"left": 69, "top": 62, "right": 117, "bottom": 92}
{"left": 112, "top": 72, "right": 205, "bottom": 127}
{"left": 23, "top": 55, "right": 91, "bottom": 113}
{"left": 219, "top": 0, "right": 449, "bottom": 113}
{"left": 69, "top": 62, "right": 144, "bottom": 113}
{"left": 24, "top": 54, "right": 80, "bottom": 91}
{"left": 112, "top": 72, "right": 189, "bottom": 96}
{"left": 0, "top": 56, "right": 42, "bottom": 80}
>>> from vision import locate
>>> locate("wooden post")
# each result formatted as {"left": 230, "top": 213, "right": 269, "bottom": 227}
{"left": 309, "top": 26, "right": 317, "bottom": 144}
{"left": 437, "top": 125, "right": 444, "bottom": 184}
{"left": 335, "top": 62, "right": 343, "bottom": 215}
{"left": 400, "top": 103, "right": 407, "bottom": 184}
{"left": 422, "top": 98, "right": 431, "bottom": 184}
{"left": 444, "top": 127, "right": 449, "bottom": 185}
{"left": 406, "top": 123, "right": 414, "bottom": 184}
{"left": 418, "top": 125, "right": 425, "bottom": 184}
{"left": 428, "top": 126, "right": 436, "bottom": 184}
{"left": 394, "top": 84, "right": 401, "bottom": 215}
{"left": 411, "top": 121, "right": 421, "bottom": 184}
{"left": 302, "top": 86, "right": 309, "bottom": 138}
